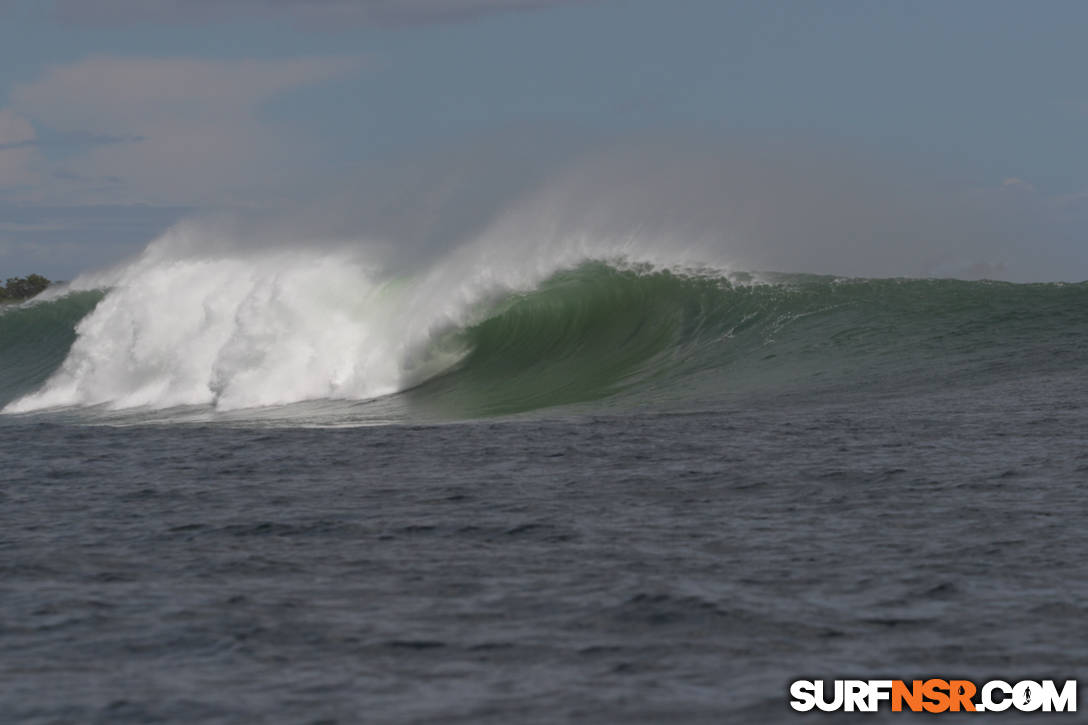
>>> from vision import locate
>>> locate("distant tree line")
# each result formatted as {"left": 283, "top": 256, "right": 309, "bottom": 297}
{"left": 0, "top": 274, "right": 51, "bottom": 301}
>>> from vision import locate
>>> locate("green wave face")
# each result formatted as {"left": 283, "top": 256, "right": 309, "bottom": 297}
{"left": 405, "top": 262, "right": 740, "bottom": 417}
{"left": 406, "top": 263, "right": 1088, "bottom": 418}
{"left": 0, "top": 291, "right": 105, "bottom": 407}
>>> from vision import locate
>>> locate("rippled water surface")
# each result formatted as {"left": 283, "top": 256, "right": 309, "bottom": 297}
{"left": 3, "top": 368, "right": 1087, "bottom": 723}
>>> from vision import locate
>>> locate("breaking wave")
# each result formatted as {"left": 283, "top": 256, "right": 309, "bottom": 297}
{"left": 2, "top": 229, "right": 1086, "bottom": 422}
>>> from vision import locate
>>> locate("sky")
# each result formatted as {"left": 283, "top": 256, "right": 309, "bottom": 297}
{"left": 0, "top": 0, "right": 1086, "bottom": 281}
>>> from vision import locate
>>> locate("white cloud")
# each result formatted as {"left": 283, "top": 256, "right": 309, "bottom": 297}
{"left": 1001, "top": 177, "right": 1034, "bottom": 192}
{"left": 7, "top": 55, "right": 365, "bottom": 204}
{"left": 55, "top": 0, "right": 591, "bottom": 27}
{"left": 12, "top": 56, "right": 360, "bottom": 132}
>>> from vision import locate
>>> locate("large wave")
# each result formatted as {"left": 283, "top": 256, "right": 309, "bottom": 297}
{"left": 2, "top": 224, "right": 1086, "bottom": 421}
{"left": 0, "top": 221, "right": 704, "bottom": 415}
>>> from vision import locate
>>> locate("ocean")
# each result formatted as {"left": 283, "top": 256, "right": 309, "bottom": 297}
{"left": 1, "top": 250, "right": 1086, "bottom": 723}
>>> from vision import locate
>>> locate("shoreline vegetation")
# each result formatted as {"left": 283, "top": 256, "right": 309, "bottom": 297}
{"left": 0, "top": 275, "right": 52, "bottom": 302}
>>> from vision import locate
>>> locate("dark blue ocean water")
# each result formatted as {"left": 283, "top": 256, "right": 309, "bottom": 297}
{"left": 3, "top": 366, "right": 1087, "bottom": 723}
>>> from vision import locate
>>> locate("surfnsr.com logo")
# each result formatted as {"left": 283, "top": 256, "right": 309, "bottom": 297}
{"left": 789, "top": 679, "right": 1077, "bottom": 713}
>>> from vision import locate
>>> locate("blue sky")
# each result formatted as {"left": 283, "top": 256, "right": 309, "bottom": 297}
{"left": 1, "top": 0, "right": 1086, "bottom": 280}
